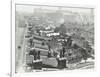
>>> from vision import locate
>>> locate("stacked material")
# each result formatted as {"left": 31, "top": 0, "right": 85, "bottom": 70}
{"left": 41, "top": 56, "right": 58, "bottom": 67}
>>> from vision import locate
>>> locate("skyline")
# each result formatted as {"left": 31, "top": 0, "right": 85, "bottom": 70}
{"left": 16, "top": 4, "right": 94, "bottom": 15}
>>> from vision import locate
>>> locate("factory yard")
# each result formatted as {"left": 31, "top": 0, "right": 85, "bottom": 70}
{"left": 15, "top": 5, "right": 94, "bottom": 73}
{"left": 16, "top": 59, "right": 94, "bottom": 73}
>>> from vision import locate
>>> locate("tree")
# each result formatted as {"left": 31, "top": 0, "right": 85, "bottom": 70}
{"left": 54, "top": 23, "right": 66, "bottom": 35}
{"left": 79, "top": 48, "right": 89, "bottom": 63}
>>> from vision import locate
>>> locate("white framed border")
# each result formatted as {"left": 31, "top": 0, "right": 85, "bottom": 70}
{"left": 11, "top": 0, "right": 96, "bottom": 77}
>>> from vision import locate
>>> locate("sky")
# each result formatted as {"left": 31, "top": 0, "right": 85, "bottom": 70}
{"left": 16, "top": 4, "right": 94, "bottom": 14}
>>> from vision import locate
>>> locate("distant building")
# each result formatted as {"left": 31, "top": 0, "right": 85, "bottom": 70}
{"left": 47, "top": 32, "right": 60, "bottom": 37}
